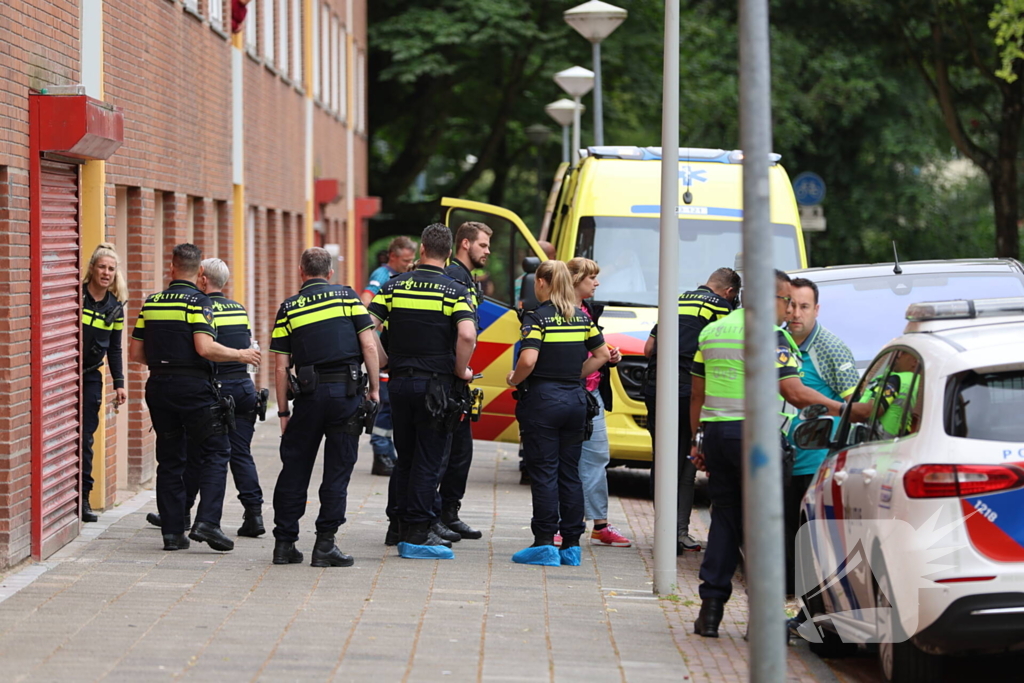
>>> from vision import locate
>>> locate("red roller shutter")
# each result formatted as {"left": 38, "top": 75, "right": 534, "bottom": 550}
{"left": 30, "top": 158, "right": 83, "bottom": 560}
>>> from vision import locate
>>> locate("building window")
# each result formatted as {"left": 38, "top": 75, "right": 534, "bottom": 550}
{"left": 245, "top": 0, "right": 258, "bottom": 51}
{"left": 208, "top": 0, "right": 223, "bottom": 29}
{"left": 356, "top": 48, "right": 366, "bottom": 133}
{"left": 342, "top": 23, "right": 350, "bottom": 120}
{"left": 320, "top": 3, "right": 330, "bottom": 105}
{"left": 262, "top": 0, "right": 275, "bottom": 63}
{"left": 278, "top": 0, "right": 289, "bottom": 75}
{"left": 291, "top": 0, "right": 302, "bottom": 84}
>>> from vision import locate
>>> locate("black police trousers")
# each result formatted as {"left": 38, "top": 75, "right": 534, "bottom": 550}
{"left": 515, "top": 379, "right": 587, "bottom": 543}
{"left": 437, "top": 414, "right": 473, "bottom": 512}
{"left": 273, "top": 382, "right": 360, "bottom": 543}
{"left": 387, "top": 376, "right": 452, "bottom": 525}
{"left": 81, "top": 369, "right": 103, "bottom": 493}
{"left": 644, "top": 390, "right": 698, "bottom": 535}
{"left": 145, "top": 375, "right": 231, "bottom": 534}
{"left": 184, "top": 379, "right": 263, "bottom": 509}
{"left": 698, "top": 420, "right": 744, "bottom": 602}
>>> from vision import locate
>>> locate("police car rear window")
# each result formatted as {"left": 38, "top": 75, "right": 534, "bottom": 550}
{"left": 946, "top": 370, "right": 1024, "bottom": 442}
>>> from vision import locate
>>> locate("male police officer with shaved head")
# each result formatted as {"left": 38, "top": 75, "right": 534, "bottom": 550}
{"left": 129, "top": 244, "right": 261, "bottom": 552}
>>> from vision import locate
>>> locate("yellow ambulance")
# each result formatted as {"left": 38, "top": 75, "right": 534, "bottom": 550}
{"left": 442, "top": 146, "right": 807, "bottom": 467}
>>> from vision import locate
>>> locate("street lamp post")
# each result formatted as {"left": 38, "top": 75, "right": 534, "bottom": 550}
{"left": 525, "top": 123, "right": 552, "bottom": 228}
{"left": 564, "top": 1, "right": 627, "bottom": 147}
{"left": 544, "top": 99, "right": 584, "bottom": 164}
{"left": 553, "top": 66, "right": 595, "bottom": 164}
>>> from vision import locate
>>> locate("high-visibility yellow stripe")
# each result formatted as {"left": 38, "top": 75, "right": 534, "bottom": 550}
{"left": 213, "top": 314, "right": 249, "bottom": 327}
{"left": 392, "top": 298, "right": 444, "bottom": 312}
{"left": 186, "top": 312, "right": 210, "bottom": 325}
{"left": 142, "top": 310, "right": 190, "bottom": 322}
{"left": 272, "top": 324, "right": 290, "bottom": 338}
{"left": 545, "top": 331, "right": 587, "bottom": 343}
{"left": 289, "top": 306, "right": 361, "bottom": 329}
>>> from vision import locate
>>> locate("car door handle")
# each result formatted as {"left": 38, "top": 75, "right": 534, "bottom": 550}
{"left": 862, "top": 468, "right": 877, "bottom": 484}
{"left": 833, "top": 471, "right": 848, "bottom": 485}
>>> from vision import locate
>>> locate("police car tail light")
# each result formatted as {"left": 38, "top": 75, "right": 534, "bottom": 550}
{"left": 904, "top": 464, "right": 1024, "bottom": 498}
{"left": 906, "top": 297, "right": 1024, "bottom": 322}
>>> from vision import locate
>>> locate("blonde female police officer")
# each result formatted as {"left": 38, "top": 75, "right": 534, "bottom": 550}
{"left": 506, "top": 260, "right": 611, "bottom": 566}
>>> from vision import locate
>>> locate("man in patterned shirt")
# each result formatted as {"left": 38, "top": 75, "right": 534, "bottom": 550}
{"left": 784, "top": 277, "right": 859, "bottom": 599}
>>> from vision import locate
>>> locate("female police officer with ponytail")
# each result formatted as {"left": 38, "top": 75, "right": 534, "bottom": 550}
{"left": 506, "top": 260, "right": 611, "bottom": 566}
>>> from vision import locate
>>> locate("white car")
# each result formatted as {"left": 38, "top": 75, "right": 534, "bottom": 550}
{"left": 795, "top": 297, "right": 1024, "bottom": 682}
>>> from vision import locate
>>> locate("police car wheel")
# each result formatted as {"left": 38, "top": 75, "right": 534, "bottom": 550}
{"left": 874, "top": 556, "right": 942, "bottom": 683}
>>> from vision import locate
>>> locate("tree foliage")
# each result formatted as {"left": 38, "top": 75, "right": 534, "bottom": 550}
{"left": 368, "top": 0, "right": 1024, "bottom": 265}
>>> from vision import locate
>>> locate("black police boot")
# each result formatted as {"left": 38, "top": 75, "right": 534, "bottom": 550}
{"left": 371, "top": 453, "right": 394, "bottom": 477}
{"left": 310, "top": 531, "right": 355, "bottom": 567}
{"left": 694, "top": 597, "right": 725, "bottom": 638}
{"left": 189, "top": 522, "right": 235, "bottom": 552}
{"left": 81, "top": 495, "right": 98, "bottom": 523}
{"left": 384, "top": 518, "right": 404, "bottom": 546}
{"left": 404, "top": 521, "right": 452, "bottom": 548}
{"left": 236, "top": 505, "right": 265, "bottom": 538}
{"left": 273, "top": 540, "right": 304, "bottom": 565}
{"left": 431, "top": 519, "right": 461, "bottom": 543}
{"left": 147, "top": 512, "right": 191, "bottom": 530}
{"left": 162, "top": 533, "right": 191, "bottom": 551}
{"left": 441, "top": 502, "right": 482, "bottom": 540}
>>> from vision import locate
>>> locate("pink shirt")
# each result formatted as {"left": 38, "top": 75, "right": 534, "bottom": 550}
{"left": 582, "top": 306, "right": 601, "bottom": 393}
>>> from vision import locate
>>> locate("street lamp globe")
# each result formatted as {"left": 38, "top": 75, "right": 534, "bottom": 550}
{"left": 525, "top": 124, "right": 553, "bottom": 148}
{"left": 563, "top": 1, "right": 628, "bottom": 43}
{"left": 553, "top": 66, "right": 595, "bottom": 99}
{"left": 545, "top": 99, "right": 585, "bottom": 164}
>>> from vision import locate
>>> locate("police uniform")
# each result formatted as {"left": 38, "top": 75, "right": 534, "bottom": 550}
{"left": 179, "top": 293, "right": 265, "bottom": 536}
{"left": 81, "top": 289, "right": 125, "bottom": 519}
{"left": 644, "top": 286, "right": 732, "bottom": 549}
{"left": 368, "top": 264, "right": 474, "bottom": 543}
{"left": 132, "top": 280, "right": 233, "bottom": 549}
{"left": 863, "top": 370, "right": 916, "bottom": 438}
{"left": 516, "top": 302, "right": 606, "bottom": 547}
{"left": 690, "top": 308, "right": 801, "bottom": 609}
{"left": 270, "top": 278, "right": 372, "bottom": 565}
{"left": 438, "top": 256, "right": 483, "bottom": 537}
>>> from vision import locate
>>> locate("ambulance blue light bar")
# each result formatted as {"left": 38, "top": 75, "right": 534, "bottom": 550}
{"left": 906, "top": 298, "right": 1024, "bottom": 322}
{"left": 585, "top": 146, "right": 782, "bottom": 165}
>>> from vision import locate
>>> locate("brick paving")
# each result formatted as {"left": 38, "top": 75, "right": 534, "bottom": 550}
{"left": 0, "top": 419, "right": 690, "bottom": 683}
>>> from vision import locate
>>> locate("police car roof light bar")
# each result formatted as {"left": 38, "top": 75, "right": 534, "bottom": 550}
{"left": 905, "top": 297, "right": 1024, "bottom": 322}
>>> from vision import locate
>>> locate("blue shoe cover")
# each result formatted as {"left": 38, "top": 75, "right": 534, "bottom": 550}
{"left": 397, "top": 542, "right": 455, "bottom": 560}
{"left": 511, "top": 545, "right": 560, "bottom": 567}
{"left": 559, "top": 546, "right": 581, "bottom": 566}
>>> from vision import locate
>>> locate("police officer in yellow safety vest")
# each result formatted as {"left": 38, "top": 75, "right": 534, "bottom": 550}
{"left": 688, "top": 270, "right": 852, "bottom": 638}
{"left": 863, "top": 351, "right": 920, "bottom": 439}
{"left": 129, "top": 244, "right": 261, "bottom": 553}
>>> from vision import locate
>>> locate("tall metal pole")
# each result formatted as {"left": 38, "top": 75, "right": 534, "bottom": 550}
{"left": 572, "top": 96, "right": 583, "bottom": 163}
{"left": 592, "top": 41, "right": 604, "bottom": 146}
{"left": 562, "top": 125, "right": 570, "bottom": 164}
{"left": 653, "top": 0, "right": 680, "bottom": 597}
{"left": 740, "top": 0, "right": 785, "bottom": 678}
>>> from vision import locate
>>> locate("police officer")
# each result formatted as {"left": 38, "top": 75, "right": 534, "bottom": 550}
{"left": 643, "top": 267, "right": 740, "bottom": 554}
{"left": 437, "top": 221, "right": 493, "bottom": 541}
{"left": 689, "top": 270, "right": 856, "bottom": 637}
{"left": 129, "top": 244, "right": 261, "bottom": 552}
{"left": 81, "top": 243, "right": 129, "bottom": 522}
{"left": 270, "top": 247, "right": 380, "bottom": 567}
{"left": 506, "top": 260, "right": 611, "bottom": 566}
{"left": 863, "top": 350, "right": 920, "bottom": 438}
{"left": 369, "top": 224, "right": 476, "bottom": 554}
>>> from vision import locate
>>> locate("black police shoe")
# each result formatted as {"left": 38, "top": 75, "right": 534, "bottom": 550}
{"left": 162, "top": 533, "right": 191, "bottom": 551}
{"left": 441, "top": 503, "right": 482, "bottom": 540}
{"left": 431, "top": 520, "right": 461, "bottom": 543}
{"left": 694, "top": 598, "right": 724, "bottom": 638}
{"left": 371, "top": 453, "right": 395, "bottom": 477}
{"left": 311, "top": 532, "right": 354, "bottom": 567}
{"left": 81, "top": 498, "right": 98, "bottom": 523}
{"left": 237, "top": 505, "right": 265, "bottom": 538}
{"left": 384, "top": 518, "right": 403, "bottom": 546}
{"left": 404, "top": 521, "right": 452, "bottom": 548}
{"left": 189, "top": 522, "right": 235, "bottom": 552}
{"left": 519, "top": 470, "right": 532, "bottom": 486}
{"left": 273, "top": 540, "right": 304, "bottom": 564}
{"left": 147, "top": 512, "right": 192, "bottom": 530}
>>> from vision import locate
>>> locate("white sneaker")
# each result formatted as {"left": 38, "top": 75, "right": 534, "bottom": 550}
{"left": 677, "top": 533, "right": 702, "bottom": 553}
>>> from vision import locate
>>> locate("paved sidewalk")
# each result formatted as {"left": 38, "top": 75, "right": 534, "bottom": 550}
{"left": 0, "top": 419, "right": 689, "bottom": 683}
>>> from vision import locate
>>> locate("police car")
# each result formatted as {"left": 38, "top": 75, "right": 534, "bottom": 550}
{"left": 794, "top": 297, "right": 1024, "bottom": 682}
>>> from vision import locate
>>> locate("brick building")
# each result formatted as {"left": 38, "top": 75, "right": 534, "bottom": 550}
{"left": 0, "top": 0, "right": 375, "bottom": 568}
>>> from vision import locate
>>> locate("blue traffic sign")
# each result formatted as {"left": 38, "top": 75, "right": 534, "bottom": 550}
{"left": 793, "top": 172, "right": 826, "bottom": 206}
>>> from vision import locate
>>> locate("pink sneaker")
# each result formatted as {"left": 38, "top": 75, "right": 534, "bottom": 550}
{"left": 590, "top": 525, "right": 632, "bottom": 547}
{"left": 553, "top": 534, "right": 563, "bottom": 547}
